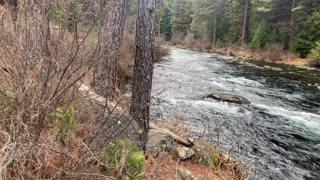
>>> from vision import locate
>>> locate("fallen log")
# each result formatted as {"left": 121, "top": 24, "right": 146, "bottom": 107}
{"left": 149, "top": 122, "right": 193, "bottom": 147}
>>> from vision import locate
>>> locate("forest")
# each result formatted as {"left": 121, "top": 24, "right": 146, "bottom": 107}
{"left": 0, "top": 0, "right": 320, "bottom": 179}
{"left": 157, "top": 0, "right": 320, "bottom": 66}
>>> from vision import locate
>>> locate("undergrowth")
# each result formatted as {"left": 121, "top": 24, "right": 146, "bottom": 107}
{"left": 50, "top": 107, "right": 78, "bottom": 140}
{"left": 104, "top": 139, "right": 145, "bottom": 179}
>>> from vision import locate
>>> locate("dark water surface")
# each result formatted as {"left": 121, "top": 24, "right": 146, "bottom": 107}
{"left": 151, "top": 48, "right": 320, "bottom": 180}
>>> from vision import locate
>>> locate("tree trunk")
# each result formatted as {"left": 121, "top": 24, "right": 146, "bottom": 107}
{"left": 241, "top": 0, "right": 251, "bottom": 47}
{"left": 130, "top": 0, "right": 156, "bottom": 151}
{"left": 94, "top": 0, "right": 128, "bottom": 99}
{"left": 4, "top": 0, "right": 18, "bottom": 28}
{"left": 41, "top": 0, "right": 51, "bottom": 56}
{"left": 212, "top": 13, "right": 217, "bottom": 47}
{"left": 289, "top": 0, "right": 296, "bottom": 51}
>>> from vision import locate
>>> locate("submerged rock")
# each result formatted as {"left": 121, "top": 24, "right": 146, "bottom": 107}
{"left": 204, "top": 93, "right": 251, "bottom": 105}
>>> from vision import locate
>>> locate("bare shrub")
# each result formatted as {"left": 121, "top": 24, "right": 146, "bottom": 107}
{"left": 154, "top": 37, "right": 170, "bottom": 62}
{"left": 0, "top": 0, "right": 119, "bottom": 179}
{"left": 0, "top": 5, "right": 11, "bottom": 31}
{"left": 0, "top": 0, "right": 169, "bottom": 178}
{"left": 117, "top": 32, "right": 135, "bottom": 94}
{"left": 193, "top": 41, "right": 212, "bottom": 51}
{"left": 171, "top": 31, "right": 184, "bottom": 45}
{"left": 265, "top": 43, "right": 283, "bottom": 61}
{"left": 118, "top": 34, "right": 170, "bottom": 87}
{"left": 182, "top": 32, "right": 196, "bottom": 47}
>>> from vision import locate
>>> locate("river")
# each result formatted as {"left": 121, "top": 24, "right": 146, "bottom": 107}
{"left": 151, "top": 48, "right": 320, "bottom": 180}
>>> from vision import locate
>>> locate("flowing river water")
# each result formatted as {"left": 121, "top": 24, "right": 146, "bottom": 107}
{"left": 150, "top": 48, "right": 320, "bottom": 180}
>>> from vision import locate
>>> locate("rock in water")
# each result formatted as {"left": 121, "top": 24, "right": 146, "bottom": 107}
{"left": 204, "top": 93, "right": 250, "bottom": 105}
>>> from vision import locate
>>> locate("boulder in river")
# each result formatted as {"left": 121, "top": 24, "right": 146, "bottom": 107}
{"left": 204, "top": 93, "right": 250, "bottom": 105}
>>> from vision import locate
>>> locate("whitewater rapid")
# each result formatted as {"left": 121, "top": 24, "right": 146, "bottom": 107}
{"left": 151, "top": 48, "right": 320, "bottom": 180}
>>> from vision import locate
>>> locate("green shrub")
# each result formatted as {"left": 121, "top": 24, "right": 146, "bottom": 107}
{"left": 249, "top": 21, "right": 268, "bottom": 50}
{"left": 49, "top": 2, "right": 81, "bottom": 31}
{"left": 212, "top": 153, "right": 221, "bottom": 167}
{"left": 0, "top": 87, "right": 14, "bottom": 113}
{"left": 49, "top": 6, "right": 67, "bottom": 26}
{"left": 308, "top": 41, "right": 320, "bottom": 66}
{"left": 50, "top": 107, "right": 77, "bottom": 138}
{"left": 104, "top": 139, "right": 145, "bottom": 179}
{"left": 293, "top": 36, "right": 315, "bottom": 58}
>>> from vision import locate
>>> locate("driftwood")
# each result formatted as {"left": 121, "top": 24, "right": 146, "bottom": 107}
{"left": 149, "top": 122, "right": 193, "bottom": 147}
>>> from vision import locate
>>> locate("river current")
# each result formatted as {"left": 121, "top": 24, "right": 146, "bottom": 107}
{"left": 151, "top": 48, "right": 320, "bottom": 180}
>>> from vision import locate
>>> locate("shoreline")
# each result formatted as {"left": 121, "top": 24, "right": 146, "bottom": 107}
{"left": 168, "top": 45, "right": 320, "bottom": 85}
{"left": 174, "top": 45, "right": 312, "bottom": 68}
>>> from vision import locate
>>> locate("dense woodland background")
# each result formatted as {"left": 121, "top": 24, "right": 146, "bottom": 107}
{"left": 156, "top": 0, "right": 320, "bottom": 65}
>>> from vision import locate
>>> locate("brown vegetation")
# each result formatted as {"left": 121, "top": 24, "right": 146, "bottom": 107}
{"left": 118, "top": 33, "right": 170, "bottom": 92}
{"left": 145, "top": 154, "right": 237, "bottom": 180}
{"left": 0, "top": 1, "right": 134, "bottom": 179}
{"left": 176, "top": 41, "right": 309, "bottom": 66}
{"left": 145, "top": 121, "right": 249, "bottom": 180}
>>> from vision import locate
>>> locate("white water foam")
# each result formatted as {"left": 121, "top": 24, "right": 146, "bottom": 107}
{"left": 225, "top": 77, "right": 264, "bottom": 87}
{"left": 163, "top": 98, "right": 250, "bottom": 116}
{"left": 254, "top": 104, "right": 320, "bottom": 134}
{"left": 209, "top": 80, "right": 225, "bottom": 89}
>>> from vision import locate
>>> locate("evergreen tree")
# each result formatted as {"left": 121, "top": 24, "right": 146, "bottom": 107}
{"left": 155, "top": 0, "right": 320, "bottom": 58}
{"left": 171, "top": 0, "right": 192, "bottom": 36}
{"left": 249, "top": 20, "right": 268, "bottom": 49}
{"left": 308, "top": 40, "right": 320, "bottom": 66}
{"left": 130, "top": 0, "right": 156, "bottom": 150}
{"left": 160, "top": 7, "right": 173, "bottom": 40}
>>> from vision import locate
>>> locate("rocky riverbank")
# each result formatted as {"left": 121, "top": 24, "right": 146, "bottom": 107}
{"left": 79, "top": 84, "right": 247, "bottom": 180}
{"left": 145, "top": 122, "right": 248, "bottom": 180}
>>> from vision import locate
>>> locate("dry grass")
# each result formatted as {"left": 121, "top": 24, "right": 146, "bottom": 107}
{"left": 233, "top": 48, "right": 307, "bottom": 65}
{"left": 154, "top": 37, "right": 170, "bottom": 62}
{"left": 0, "top": 1, "right": 171, "bottom": 178}
{"left": 177, "top": 40, "right": 309, "bottom": 66}
{"left": 145, "top": 151, "right": 245, "bottom": 180}
{"left": 0, "top": 1, "right": 130, "bottom": 179}
{"left": 146, "top": 120, "right": 249, "bottom": 180}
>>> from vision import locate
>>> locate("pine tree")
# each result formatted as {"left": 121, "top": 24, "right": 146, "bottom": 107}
{"left": 161, "top": 7, "right": 172, "bottom": 40}
{"left": 309, "top": 40, "right": 320, "bottom": 66}
{"left": 94, "top": 0, "right": 128, "bottom": 99}
{"left": 130, "top": 0, "right": 156, "bottom": 151}
{"left": 249, "top": 20, "right": 268, "bottom": 49}
{"left": 171, "top": 0, "right": 192, "bottom": 36}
